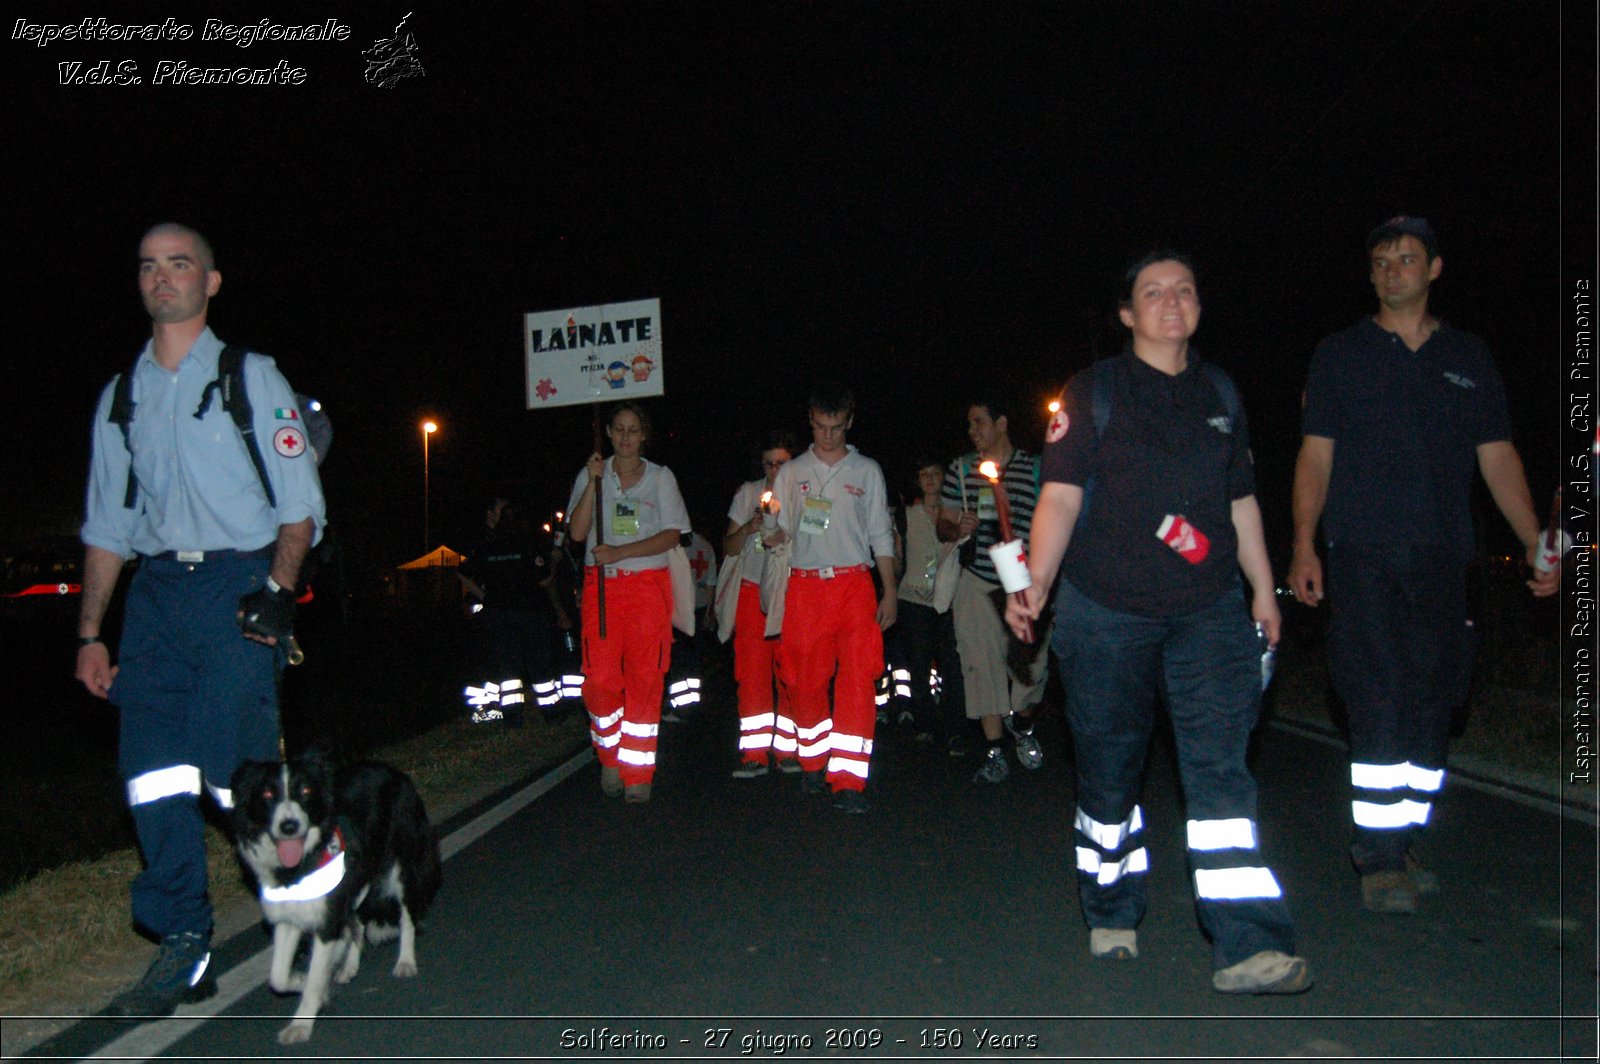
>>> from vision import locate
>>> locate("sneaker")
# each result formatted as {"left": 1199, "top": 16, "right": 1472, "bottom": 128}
{"left": 947, "top": 733, "right": 970, "bottom": 758}
{"left": 106, "top": 931, "right": 217, "bottom": 1018}
{"left": 1212, "top": 950, "right": 1313, "bottom": 995}
{"left": 1405, "top": 851, "right": 1440, "bottom": 894}
{"left": 600, "top": 765, "right": 623, "bottom": 798}
{"left": 914, "top": 731, "right": 935, "bottom": 743}
{"left": 469, "top": 707, "right": 504, "bottom": 724}
{"left": 731, "top": 760, "right": 770, "bottom": 779}
{"left": 896, "top": 709, "right": 915, "bottom": 727}
{"left": 832, "top": 788, "right": 870, "bottom": 814}
{"left": 1088, "top": 928, "right": 1138, "bottom": 960}
{"left": 973, "top": 746, "right": 1010, "bottom": 784}
{"left": 801, "top": 769, "right": 829, "bottom": 795}
{"left": 1007, "top": 716, "right": 1043, "bottom": 770}
{"left": 876, "top": 708, "right": 890, "bottom": 725}
{"left": 1361, "top": 869, "right": 1419, "bottom": 914}
{"left": 774, "top": 758, "right": 803, "bottom": 775}
{"left": 661, "top": 711, "right": 685, "bottom": 724}
{"left": 624, "top": 782, "right": 652, "bottom": 803}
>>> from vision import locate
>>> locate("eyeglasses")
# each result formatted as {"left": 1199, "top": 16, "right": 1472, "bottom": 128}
{"left": 762, "top": 459, "right": 787, "bottom": 469}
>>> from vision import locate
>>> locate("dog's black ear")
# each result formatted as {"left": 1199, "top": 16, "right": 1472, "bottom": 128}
{"left": 296, "top": 740, "right": 343, "bottom": 780}
{"left": 230, "top": 759, "right": 275, "bottom": 799}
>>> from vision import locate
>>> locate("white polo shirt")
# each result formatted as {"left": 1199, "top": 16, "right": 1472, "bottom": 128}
{"left": 566, "top": 457, "right": 691, "bottom": 571}
{"left": 771, "top": 444, "right": 894, "bottom": 571}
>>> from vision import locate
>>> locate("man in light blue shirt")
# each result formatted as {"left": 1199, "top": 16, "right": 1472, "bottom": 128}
{"left": 76, "top": 222, "right": 326, "bottom": 1019}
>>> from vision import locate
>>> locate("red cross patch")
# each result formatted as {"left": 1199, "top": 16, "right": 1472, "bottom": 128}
{"left": 273, "top": 426, "right": 306, "bottom": 458}
{"left": 1046, "top": 409, "right": 1069, "bottom": 444}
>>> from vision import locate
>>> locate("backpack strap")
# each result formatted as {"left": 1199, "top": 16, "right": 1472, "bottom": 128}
{"left": 108, "top": 357, "right": 141, "bottom": 509}
{"left": 193, "top": 344, "right": 278, "bottom": 509}
{"left": 1200, "top": 361, "right": 1242, "bottom": 426}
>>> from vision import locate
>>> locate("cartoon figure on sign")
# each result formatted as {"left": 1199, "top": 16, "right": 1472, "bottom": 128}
{"left": 535, "top": 378, "right": 558, "bottom": 401}
{"left": 605, "top": 362, "right": 628, "bottom": 389}
{"left": 631, "top": 354, "right": 655, "bottom": 382}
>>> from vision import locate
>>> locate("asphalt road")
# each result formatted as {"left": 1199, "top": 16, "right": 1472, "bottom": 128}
{"left": 23, "top": 666, "right": 1598, "bottom": 1062}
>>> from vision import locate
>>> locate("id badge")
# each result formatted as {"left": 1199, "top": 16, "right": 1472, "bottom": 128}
{"left": 976, "top": 486, "right": 998, "bottom": 522}
{"left": 799, "top": 495, "right": 833, "bottom": 536}
{"left": 612, "top": 500, "right": 640, "bottom": 538}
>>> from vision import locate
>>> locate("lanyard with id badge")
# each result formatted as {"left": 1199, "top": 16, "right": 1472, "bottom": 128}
{"left": 612, "top": 498, "right": 641, "bottom": 538}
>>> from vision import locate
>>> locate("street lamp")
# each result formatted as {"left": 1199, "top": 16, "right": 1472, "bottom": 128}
{"left": 421, "top": 419, "right": 438, "bottom": 551}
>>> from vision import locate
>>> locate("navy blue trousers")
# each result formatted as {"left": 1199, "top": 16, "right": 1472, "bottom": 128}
{"left": 1052, "top": 580, "right": 1297, "bottom": 968}
{"left": 1326, "top": 543, "right": 1465, "bottom": 873}
{"left": 112, "top": 554, "right": 282, "bottom": 937}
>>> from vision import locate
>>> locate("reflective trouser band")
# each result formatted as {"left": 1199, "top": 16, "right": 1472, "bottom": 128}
{"left": 1186, "top": 818, "right": 1257, "bottom": 851}
{"left": 1076, "top": 805, "right": 1144, "bottom": 851}
{"left": 1351, "top": 761, "right": 1445, "bottom": 793}
{"left": 127, "top": 765, "right": 202, "bottom": 807}
{"left": 1352, "top": 799, "right": 1432, "bottom": 828}
{"left": 1193, "top": 865, "right": 1283, "bottom": 900}
{"left": 1076, "top": 846, "right": 1149, "bottom": 886}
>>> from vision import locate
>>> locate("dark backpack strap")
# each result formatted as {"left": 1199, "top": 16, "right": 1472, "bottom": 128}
{"left": 193, "top": 344, "right": 277, "bottom": 509}
{"left": 1200, "top": 361, "right": 1242, "bottom": 426}
{"left": 108, "top": 358, "right": 141, "bottom": 509}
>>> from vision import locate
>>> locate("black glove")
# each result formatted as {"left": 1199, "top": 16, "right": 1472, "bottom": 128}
{"left": 238, "top": 578, "right": 296, "bottom": 641}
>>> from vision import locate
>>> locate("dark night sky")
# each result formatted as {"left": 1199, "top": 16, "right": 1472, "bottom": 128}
{"left": 4, "top": 1, "right": 1593, "bottom": 572}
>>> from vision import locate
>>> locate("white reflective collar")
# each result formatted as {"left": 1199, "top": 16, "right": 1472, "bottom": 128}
{"left": 260, "top": 826, "right": 347, "bottom": 904}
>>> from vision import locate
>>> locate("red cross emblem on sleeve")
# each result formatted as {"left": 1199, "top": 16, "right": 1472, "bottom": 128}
{"left": 273, "top": 426, "right": 306, "bottom": 458}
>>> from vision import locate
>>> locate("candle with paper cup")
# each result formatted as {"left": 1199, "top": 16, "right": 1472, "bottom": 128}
{"left": 979, "top": 459, "right": 1033, "bottom": 643}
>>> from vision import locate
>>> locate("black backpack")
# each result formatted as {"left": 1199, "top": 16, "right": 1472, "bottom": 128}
{"left": 107, "top": 344, "right": 330, "bottom": 510}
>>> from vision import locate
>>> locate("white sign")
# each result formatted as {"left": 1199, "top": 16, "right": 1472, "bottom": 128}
{"left": 524, "top": 298, "right": 664, "bottom": 410}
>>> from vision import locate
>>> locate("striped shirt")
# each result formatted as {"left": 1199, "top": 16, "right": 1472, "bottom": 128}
{"left": 939, "top": 449, "right": 1040, "bottom": 586}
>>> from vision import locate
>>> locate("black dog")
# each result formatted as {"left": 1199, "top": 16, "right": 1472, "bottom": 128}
{"left": 230, "top": 747, "right": 442, "bottom": 1045}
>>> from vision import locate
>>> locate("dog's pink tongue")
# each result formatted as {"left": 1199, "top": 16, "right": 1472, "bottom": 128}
{"left": 276, "top": 838, "right": 306, "bottom": 868}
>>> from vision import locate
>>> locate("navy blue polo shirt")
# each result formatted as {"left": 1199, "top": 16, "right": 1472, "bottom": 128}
{"left": 1042, "top": 349, "right": 1255, "bottom": 617}
{"left": 1301, "top": 319, "right": 1512, "bottom": 561}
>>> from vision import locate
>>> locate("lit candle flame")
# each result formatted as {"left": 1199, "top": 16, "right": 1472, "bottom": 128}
{"left": 760, "top": 490, "right": 777, "bottom": 513}
{"left": 978, "top": 460, "right": 1000, "bottom": 482}
{"left": 1048, "top": 399, "right": 1061, "bottom": 414}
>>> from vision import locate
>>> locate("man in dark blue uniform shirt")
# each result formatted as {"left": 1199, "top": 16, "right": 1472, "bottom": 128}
{"left": 77, "top": 223, "right": 326, "bottom": 1018}
{"left": 1289, "top": 216, "right": 1559, "bottom": 914}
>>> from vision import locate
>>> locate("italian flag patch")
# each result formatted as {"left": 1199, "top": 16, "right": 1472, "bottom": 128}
{"left": 274, "top": 407, "right": 300, "bottom": 420}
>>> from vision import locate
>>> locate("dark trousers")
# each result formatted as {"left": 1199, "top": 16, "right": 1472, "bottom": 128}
{"left": 894, "top": 599, "right": 965, "bottom": 735}
{"left": 1052, "top": 580, "right": 1296, "bottom": 969}
{"left": 113, "top": 554, "right": 282, "bottom": 937}
{"left": 1327, "top": 543, "right": 1465, "bottom": 873}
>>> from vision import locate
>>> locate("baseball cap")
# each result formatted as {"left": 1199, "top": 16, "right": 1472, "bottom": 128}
{"left": 1366, "top": 215, "right": 1439, "bottom": 258}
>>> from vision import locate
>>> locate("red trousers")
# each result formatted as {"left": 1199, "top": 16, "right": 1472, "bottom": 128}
{"left": 734, "top": 580, "right": 795, "bottom": 764}
{"left": 778, "top": 568, "right": 882, "bottom": 791}
{"left": 582, "top": 567, "right": 671, "bottom": 785}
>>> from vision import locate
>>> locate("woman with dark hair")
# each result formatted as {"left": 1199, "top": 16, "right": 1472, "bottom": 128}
{"left": 566, "top": 401, "right": 691, "bottom": 803}
{"left": 723, "top": 429, "right": 799, "bottom": 777}
{"left": 1007, "top": 251, "right": 1311, "bottom": 994}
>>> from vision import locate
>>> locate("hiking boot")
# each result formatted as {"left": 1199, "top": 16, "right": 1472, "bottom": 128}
{"left": 801, "top": 769, "right": 828, "bottom": 795}
{"left": 1361, "top": 869, "right": 1419, "bottom": 914}
{"left": 624, "top": 782, "right": 652, "bottom": 804}
{"left": 600, "top": 764, "right": 623, "bottom": 798}
{"left": 832, "top": 788, "right": 870, "bottom": 814}
{"left": 731, "top": 759, "right": 770, "bottom": 779}
{"left": 1405, "top": 851, "right": 1439, "bottom": 894}
{"left": 1007, "top": 716, "right": 1043, "bottom": 770}
{"left": 1088, "top": 928, "right": 1138, "bottom": 960}
{"left": 774, "top": 758, "right": 803, "bottom": 775}
{"left": 106, "top": 931, "right": 217, "bottom": 1019}
{"left": 973, "top": 746, "right": 1010, "bottom": 784}
{"left": 1212, "top": 950, "right": 1313, "bottom": 995}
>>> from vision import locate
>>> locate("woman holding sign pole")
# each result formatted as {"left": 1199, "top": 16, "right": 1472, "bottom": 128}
{"left": 1005, "top": 251, "right": 1311, "bottom": 995}
{"left": 567, "top": 402, "right": 691, "bottom": 803}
